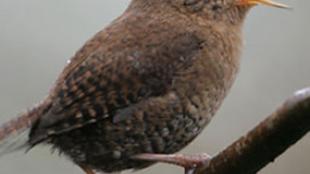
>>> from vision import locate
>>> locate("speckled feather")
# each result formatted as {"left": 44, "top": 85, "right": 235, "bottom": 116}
{"left": 1, "top": 0, "right": 250, "bottom": 173}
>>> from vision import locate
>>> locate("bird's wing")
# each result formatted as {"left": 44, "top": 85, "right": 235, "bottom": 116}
{"left": 29, "top": 31, "right": 203, "bottom": 145}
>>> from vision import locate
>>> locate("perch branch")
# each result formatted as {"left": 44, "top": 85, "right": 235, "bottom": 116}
{"left": 194, "top": 87, "right": 310, "bottom": 174}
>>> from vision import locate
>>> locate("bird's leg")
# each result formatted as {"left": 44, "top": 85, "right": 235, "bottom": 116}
{"left": 132, "top": 153, "right": 211, "bottom": 174}
{"left": 79, "top": 164, "right": 96, "bottom": 174}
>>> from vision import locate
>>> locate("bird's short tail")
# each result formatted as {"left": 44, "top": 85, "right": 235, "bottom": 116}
{"left": 0, "top": 104, "right": 44, "bottom": 156}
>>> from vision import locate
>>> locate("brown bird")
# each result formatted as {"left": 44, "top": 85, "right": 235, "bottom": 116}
{"left": 0, "top": 0, "right": 288, "bottom": 174}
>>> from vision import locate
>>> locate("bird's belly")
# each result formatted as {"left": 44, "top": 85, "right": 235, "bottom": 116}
{"left": 50, "top": 99, "right": 212, "bottom": 173}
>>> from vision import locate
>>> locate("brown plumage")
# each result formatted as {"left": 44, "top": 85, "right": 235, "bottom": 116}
{"left": 0, "top": 0, "right": 288, "bottom": 173}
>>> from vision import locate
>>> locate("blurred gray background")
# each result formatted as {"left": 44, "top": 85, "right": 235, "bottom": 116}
{"left": 0, "top": 0, "right": 309, "bottom": 173}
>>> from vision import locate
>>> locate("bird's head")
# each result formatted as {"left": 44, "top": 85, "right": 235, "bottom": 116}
{"left": 177, "top": 0, "right": 289, "bottom": 24}
{"left": 128, "top": 0, "right": 289, "bottom": 26}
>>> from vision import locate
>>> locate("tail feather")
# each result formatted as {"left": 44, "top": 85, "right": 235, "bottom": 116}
{"left": 0, "top": 127, "right": 30, "bottom": 156}
{"left": 0, "top": 104, "right": 44, "bottom": 156}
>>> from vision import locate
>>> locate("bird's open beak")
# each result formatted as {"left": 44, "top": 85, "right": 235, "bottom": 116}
{"left": 236, "top": 0, "right": 290, "bottom": 9}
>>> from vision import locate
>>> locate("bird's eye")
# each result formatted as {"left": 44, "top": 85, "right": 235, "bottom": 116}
{"left": 211, "top": 4, "right": 223, "bottom": 11}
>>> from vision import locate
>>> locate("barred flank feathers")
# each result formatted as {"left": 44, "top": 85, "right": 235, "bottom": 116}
{"left": 0, "top": 104, "right": 43, "bottom": 156}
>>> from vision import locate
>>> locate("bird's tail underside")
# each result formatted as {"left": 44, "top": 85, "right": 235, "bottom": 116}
{"left": 0, "top": 104, "right": 44, "bottom": 156}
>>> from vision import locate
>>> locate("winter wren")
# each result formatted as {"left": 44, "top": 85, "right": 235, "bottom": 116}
{"left": 0, "top": 0, "right": 288, "bottom": 173}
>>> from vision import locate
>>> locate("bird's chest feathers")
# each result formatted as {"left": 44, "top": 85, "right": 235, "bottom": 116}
{"left": 167, "top": 30, "right": 241, "bottom": 95}
{"left": 160, "top": 29, "right": 242, "bottom": 121}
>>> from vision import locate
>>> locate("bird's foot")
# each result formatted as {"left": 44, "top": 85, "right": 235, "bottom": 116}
{"left": 132, "top": 153, "right": 211, "bottom": 174}
{"left": 79, "top": 164, "right": 96, "bottom": 174}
